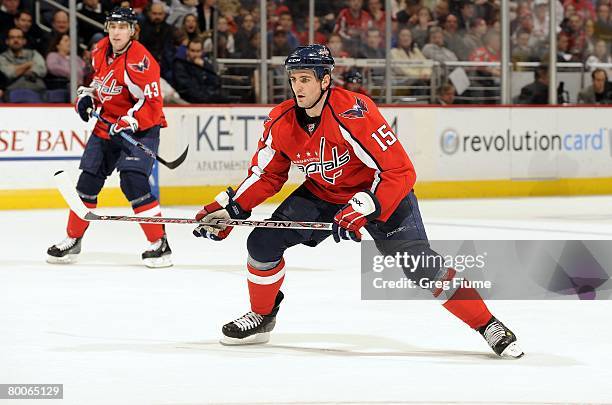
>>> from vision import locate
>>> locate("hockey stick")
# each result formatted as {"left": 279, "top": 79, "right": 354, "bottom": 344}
{"left": 87, "top": 109, "right": 189, "bottom": 170}
{"left": 53, "top": 170, "right": 332, "bottom": 231}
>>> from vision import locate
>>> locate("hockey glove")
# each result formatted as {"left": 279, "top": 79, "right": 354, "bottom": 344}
{"left": 193, "top": 187, "right": 251, "bottom": 241}
{"left": 333, "top": 190, "right": 381, "bottom": 243}
{"left": 110, "top": 116, "right": 139, "bottom": 137}
{"left": 75, "top": 86, "right": 95, "bottom": 122}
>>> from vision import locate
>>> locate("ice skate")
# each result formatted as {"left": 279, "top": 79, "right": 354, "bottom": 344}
{"left": 478, "top": 316, "right": 524, "bottom": 359}
{"left": 47, "top": 237, "right": 82, "bottom": 264}
{"left": 221, "top": 291, "right": 284, "bottom": 345}
{"left": 142, "top": 234, "right": 173, "bottom": 268}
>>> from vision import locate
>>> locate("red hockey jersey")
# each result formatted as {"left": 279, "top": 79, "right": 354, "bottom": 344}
{"left": 234, "top": 87, "right": 416, "bottom": 222}
{"left": 89, "top": 37, "right": 167, "bottom": 139}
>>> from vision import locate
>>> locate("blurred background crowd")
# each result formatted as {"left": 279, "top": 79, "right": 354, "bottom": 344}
{"left": 1, "top": 0, "right": 612, "bottom": 105}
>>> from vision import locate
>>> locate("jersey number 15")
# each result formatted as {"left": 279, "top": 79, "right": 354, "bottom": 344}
{"left": 371, "top": 124, "right": 397, "bottom": 152}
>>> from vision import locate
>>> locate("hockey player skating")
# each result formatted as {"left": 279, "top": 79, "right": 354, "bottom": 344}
{"left": 47, "top": 7, "right": 172, "bottom": 268}
{"left": 193, "top": 45, "right": 523, "bottom": 358}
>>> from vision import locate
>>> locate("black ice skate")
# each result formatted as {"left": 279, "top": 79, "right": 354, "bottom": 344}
{"left": 142, "top": 234, "right": 173, "bottom": 268}
{"left": 47, "top": 237, "right": 82, "bottom": 264}
{"left": 221, "top": 291, "right": 284, "bottom": 345}
{"left": 478, "top": 316, "right": 524, "bottom": 358}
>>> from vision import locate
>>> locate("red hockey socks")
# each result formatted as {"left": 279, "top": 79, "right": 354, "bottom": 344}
{"left": 438, "top": 268, "right": 492, "bottom": 329}
{"left": 247, "top": 259, "right": 286, "bottom": 315}
{"left": 66, "top": 202, "right": 96, "bottom": 238}
{"left": 133, "top": 201, "right": 165, "bottom": 242}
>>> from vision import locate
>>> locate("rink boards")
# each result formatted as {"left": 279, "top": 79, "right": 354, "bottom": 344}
{"left": 1, "top": 104, "right": 612, "bottom": 209}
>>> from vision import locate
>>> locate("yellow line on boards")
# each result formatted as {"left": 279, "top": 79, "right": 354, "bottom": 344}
{"left": 2, "top": 178, "right": 612, "bottom": 209}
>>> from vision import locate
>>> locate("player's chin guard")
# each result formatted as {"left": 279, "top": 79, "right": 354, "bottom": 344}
{"left": 105, "top": 6, "right": 138, "bottom": 33}
{"left": 193, "top": 188, "right": 251, "bottom": 241}
{"left": 284, "top": 44, "right": 335, "bottom": 109}
{"left": 333, "top": 190, "right": 381, "bottom": 243}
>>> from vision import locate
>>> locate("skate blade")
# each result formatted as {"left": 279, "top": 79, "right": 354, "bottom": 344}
{"left": 219, "top": 332, "right": 270, "bottom": 346}
{"left": 500, "top": 341, "right": 525, "bottom": 359}
{"left": 143, "top": 255, "right": 173, "bottom": 268}
{"left": 46, "top": 254, "right": 78, "bottom": 264}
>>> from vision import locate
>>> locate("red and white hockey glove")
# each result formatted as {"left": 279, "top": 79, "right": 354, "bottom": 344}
{"left": 110, "top": 116, "right": 139, "bottom": 137}
{"left": 75, "top": 86, "right": 95, "bottom": 122}
{"left": 333, "top": 190, "right": 381, "bottom": 243}
{"left": 193, "top": 188, "right": 251, "bottom": 241}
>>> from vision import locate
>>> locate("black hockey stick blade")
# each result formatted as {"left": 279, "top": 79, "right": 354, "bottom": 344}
{"left": 87, "top": 109, "right": 188, "bottom": 170}
{"left": 158, "top": 144, "right": 189, "bottom": 169}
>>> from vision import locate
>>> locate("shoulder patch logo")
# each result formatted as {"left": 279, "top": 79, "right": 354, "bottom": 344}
{"left": 339, "top": 97, "right": 368, "bottom": 119}
{"left": 128, "top": 55, "right": 150, "bottom": 73}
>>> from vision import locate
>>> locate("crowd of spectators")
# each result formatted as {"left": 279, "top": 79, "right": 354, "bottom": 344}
{"left": 2, "top": 0, "right": 612, "bottom": 103}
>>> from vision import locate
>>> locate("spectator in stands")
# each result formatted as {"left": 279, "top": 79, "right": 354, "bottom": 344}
{"left": 0, "top": 10, "right": 44, "bottom": 54}
{"left": 585, "top": 39, "right": 612, "bottom": 68}
{"left": 469, "top": 29, "right": 500, "bottom": 76}
{"left": 140, "top": 2, "right": 174, "bottom": 80}
{"left": 422, "top": 26, "right": 458, "bottom": 63}
{"left": 40, "top": 10, "right": 70, "bottom": 56}
{"left": 204, "top": 15, "right": 235, "bottom": 56}
{"left": 297, "top": 15, "right": 328, "bottom": 46}
{"left": 45, "top": 33, "right": 85, "bottom": 86}
{"left": 175, "top": 13, "right": 202, "bottom": 59}
{"left": 556, "top": 32, "right": 575, "bottom": 61}
{"left": 197, "top": 0, "right": 216, "bottom": 33}
{"left": 433, "top": 0, "right": 450, "bottom": 26}
{"left": 0, "top": 0, "right": 19, "bottom": 31}
{"left": 367, "top": 0, "right": 386, "bottom": 32}
{"left": 0, "top": 70, "right": 6, "bottom": 100}
{"left": 443, "top": 14, "right": 467, "bottom": 60}
{"left": 268, "top": 11, "right": 298, "bottom": 49}
{"left": 409, "top": 7, "right": 434, "bottom": 49}
{"left": 358, "top": 28, "right": 385, "bottom": 58}
{"left": 235, "top": 12, "right": 257, "bottom": 52}
{"left": 512, "top": 29, "right": 535, "bottom": 63}
{"left": 327, "top": 33, "right": 350, "bottom": 82}
{"left": 395, "top": 0, "right": 419, "bottom": 26}
{"left": 172, "top": 38, "right": 222, "bottom": 103}
{"left": 342, "top": 69, "right": 369, "bottom": 96}
{"left": 564, "top": 13, "right": 587, "bottom": 60}
{"left": 532, "top": 0, "right": 549, "bottom": 43}
{"left": 390, "top": 27, "right": 431, "bottom": 80}
{"left": 0, "top": 27, "right": 47, "bottom": 94}
{"left": 593, "top": 3, "right": 612, "bottom": 43}
{"left": 583, "top": 18, "right": 596, "bottom": 57}
{"left": 516, "top": 64, "right": 549, "bottom": 104}
{"left": 462, "top": 18, "right": 487, "bottom": 60}
{"left": 168, "top": 0, "right": 198, "bottom": 28}
{"left": 457, "top": 0, "right": 476, "bottom": 33}
{"left": 76, "top": 0, "right": 108, "bottom": 45}
{"left": 269, "top": 25, "right": 291, "bottom": 57}
{"left": 578, "top": 68, "right": 612, "bottom": 103}
{"left": 335, "top": 0, "right": 372, "bottom": 55}
{"left": 436, "top": 82, "right": 455, "bottom": 104}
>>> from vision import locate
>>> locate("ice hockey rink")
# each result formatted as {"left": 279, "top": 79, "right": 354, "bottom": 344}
{"left": 2, "top": 195, "right": 612, "bottom": 405}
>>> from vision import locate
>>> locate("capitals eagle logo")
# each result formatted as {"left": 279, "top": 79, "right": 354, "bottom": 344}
{"left": 339, "top": 97, "right": 368, "bottom": 119}
{"left": 128, "top": 55, "right": 150, "bottom": 73}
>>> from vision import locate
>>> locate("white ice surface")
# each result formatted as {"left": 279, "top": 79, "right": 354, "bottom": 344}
{"left": 2, "top": 196, "right": 612, "bottom": 405}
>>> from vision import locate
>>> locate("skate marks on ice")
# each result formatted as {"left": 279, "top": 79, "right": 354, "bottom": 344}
{"left": 46, "top": 331, "right": 577, "bottom": 366}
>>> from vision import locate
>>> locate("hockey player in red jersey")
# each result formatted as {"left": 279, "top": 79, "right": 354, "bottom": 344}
{"left": 47, "top": 7, "right": 172, "bottom": 268}
{"left": 193, "top": 45, "right": 524, "bottom": 358}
